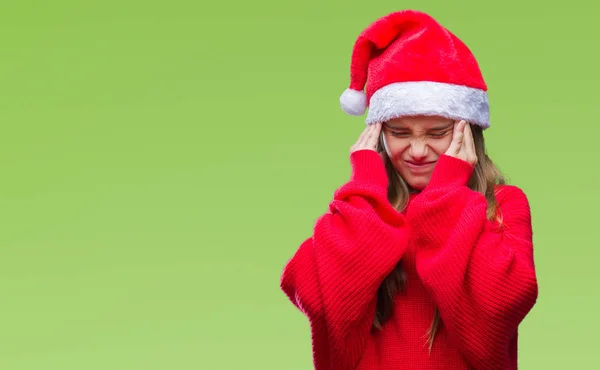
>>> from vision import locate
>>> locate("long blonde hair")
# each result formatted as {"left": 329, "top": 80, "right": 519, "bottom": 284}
{"left": 372, "top": 124, "right": 506, "bottom": 351}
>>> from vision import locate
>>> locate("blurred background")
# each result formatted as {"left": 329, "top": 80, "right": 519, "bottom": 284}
{"left": 0, "top": 0, "right": 598, "bottom": 369}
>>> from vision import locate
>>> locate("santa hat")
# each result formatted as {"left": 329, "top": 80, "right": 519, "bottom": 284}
{"left": 339, "top": 10, "right": 490, "bottom": 129}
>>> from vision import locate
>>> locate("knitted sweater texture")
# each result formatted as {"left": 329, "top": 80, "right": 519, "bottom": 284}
{"left": 280, "top": 149, "right": 538, "bottom": 370}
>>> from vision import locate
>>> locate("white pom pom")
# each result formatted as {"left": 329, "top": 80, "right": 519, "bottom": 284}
{"left": 340, "top": 88, "right": 367, "bottom": 116}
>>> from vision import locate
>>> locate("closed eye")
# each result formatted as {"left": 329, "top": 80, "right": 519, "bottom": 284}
{"left": 429, "top": 130, "right": 451, "bottom": 138}
{"left": 389, "top": 130, "right": 450, "bottom": 138}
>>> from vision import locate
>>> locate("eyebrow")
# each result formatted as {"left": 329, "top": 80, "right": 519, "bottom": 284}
{"left": 385, "top": 122, "right": 453, "bottom": 131}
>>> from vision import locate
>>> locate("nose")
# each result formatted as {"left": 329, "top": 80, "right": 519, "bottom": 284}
{"left": 408, "top": 139, "right": 429, "bottom": 161}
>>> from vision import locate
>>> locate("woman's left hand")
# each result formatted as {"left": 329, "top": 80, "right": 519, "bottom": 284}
{"left": 445, "top": 120, "right": 478, "bottom": 166}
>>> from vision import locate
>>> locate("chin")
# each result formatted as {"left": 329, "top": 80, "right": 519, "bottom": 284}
{"left": 395, "top": 168, "right": 432, "bottom": 191}
{"left": 409, "top": 182, "right": 427, "bottom": 191}
{"left": 403, "top": 175, "right": 430, "bottom": 191}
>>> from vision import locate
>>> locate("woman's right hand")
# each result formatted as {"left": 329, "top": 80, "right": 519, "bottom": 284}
{"left": 347, "top": 121, "right": 389, "bottom": 188}
{"left": 350, "top": 122, "right": 382, "bottom": 154}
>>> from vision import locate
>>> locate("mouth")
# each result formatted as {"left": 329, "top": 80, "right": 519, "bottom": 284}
{"left": 404, "top": 160, "right": 435, "bottom": 170}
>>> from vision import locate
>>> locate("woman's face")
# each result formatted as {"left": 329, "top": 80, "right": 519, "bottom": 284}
{"left": 381, "top": 115, "right": 455, "bottom": 191}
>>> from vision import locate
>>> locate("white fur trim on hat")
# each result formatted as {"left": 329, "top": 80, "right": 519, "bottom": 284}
{"left": 365, "top": 81, "right": 490, "bottom": 128}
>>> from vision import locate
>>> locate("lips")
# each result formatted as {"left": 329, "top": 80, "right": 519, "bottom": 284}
{"left": 405, "top": 160, "right": 434, "bottom": 166}
{"left": 404, "top": 160, "right": 435, "bottom": 171}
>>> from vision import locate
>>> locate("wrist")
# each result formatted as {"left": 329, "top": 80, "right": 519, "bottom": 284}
{"left": 349, "top": 150, "right": 389, "bottom": 189}
{"left": 426, "top": 154, "right": 474, "bottom": 189}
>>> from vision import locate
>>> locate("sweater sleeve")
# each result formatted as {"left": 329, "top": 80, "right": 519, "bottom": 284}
{"left": 406, "top": 154, "right": 538, "bottom": 370}
{"left": 280, "top": 149, "right": 410, "bottom": 370}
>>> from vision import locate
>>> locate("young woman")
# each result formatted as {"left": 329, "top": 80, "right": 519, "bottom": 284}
{"left": 280, "top": 10, "right": 538, "bottom": 370}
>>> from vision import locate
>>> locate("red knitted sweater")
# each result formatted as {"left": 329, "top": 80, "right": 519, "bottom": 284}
{"left": 280, "top": 149, "right": 538, "bottom": 370}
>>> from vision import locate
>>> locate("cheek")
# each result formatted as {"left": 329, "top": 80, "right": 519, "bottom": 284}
{"left": 382, "top": 135, "right": 408, "bottom": 157}
{"left": 432, "top": 137, "right": 453, "bottom": 153}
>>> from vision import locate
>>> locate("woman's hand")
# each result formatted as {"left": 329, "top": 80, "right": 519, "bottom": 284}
{"left": 445, "top": 120, "right": 478, "bottom": 166}
{"left": 350, "top": 122, "right": 382, "bottom": 154}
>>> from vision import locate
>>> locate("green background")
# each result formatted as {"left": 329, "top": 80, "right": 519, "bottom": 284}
{"left": 0, "top": 0, "right": 597, "bottom": 369}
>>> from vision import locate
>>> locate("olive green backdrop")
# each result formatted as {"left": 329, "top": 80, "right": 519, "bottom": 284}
{"left": 1, "top": 0, "right": 597, "bottom": 369}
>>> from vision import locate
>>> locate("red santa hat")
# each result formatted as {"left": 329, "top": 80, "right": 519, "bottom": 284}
{"left": 340, "top": 10, "right": 490, "bottom": 129}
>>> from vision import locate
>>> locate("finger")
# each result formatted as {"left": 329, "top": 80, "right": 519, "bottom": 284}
{"left": 464, "top": 123, "right": 477, "bottom": 162}
{"left": 449, "top": 120, "right": 464, "bottom": 154}
{"left": 445, "top": 122, "right": 458, "bottom": 154}
{"left": 464, "top": 123, "right": 475, "bottom": 153}
{"left": 355, "top": 124, "right": 373, "bottom": 148}
{"left": 360, "top": 122, "right": 379, "bottom": 149}
{"left": 366, "top": 122, "right": 382, "bottom": 148}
